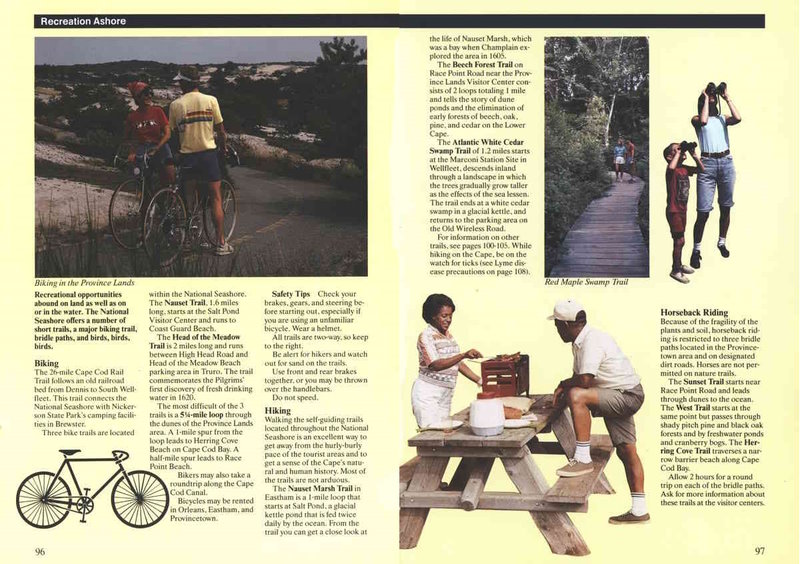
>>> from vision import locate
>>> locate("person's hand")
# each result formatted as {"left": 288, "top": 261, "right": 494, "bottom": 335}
{"left": 552, "top": 384, "right": 565, "bottom": 407}
{"left": 127, "top": 152, "right": 136, "bottom": 163}
{"left": 147, "top": 148, "right": 157, "bottom": 157}
{"left": 474, "top": 377, "right": 483, "bottom": 387}
{"left": 462, "top": 349, "right": 482, "bottom": 360}
{"left": 721, "top": 90, "right": 730, "bottom": 101}
{"left": 700, "top": 90, "right": 709, "bottom": 100}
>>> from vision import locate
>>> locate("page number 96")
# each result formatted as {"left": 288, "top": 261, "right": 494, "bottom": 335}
{"left": 35, "top": 548, "right": 46, "bottom": 556}
{"left": 754, "top": 547, "right": 766, "bottom": 556}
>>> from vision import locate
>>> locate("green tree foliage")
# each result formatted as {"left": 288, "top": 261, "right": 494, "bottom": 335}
{"left": 316, "top": 37, "right": 367, "bottom": 66}
{"left": 283, "top": 38, "right": 367, "bottom": 169}
{"left": 545, "top": 37, "right": 648, "bottom": 147}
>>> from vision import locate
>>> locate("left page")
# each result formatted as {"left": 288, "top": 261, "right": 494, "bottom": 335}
{"left": 2, "top": 2, "right": 400, "bottom": 562}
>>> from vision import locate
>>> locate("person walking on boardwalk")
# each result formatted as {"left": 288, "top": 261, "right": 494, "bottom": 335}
{"left": 689, "top": 82, "right": 742, "bottom": 269}
{"left": 613, "top": 137, "right": 626, "bottom": 182}
{"left": 169, "top": 66, "right": 232, "bottom": 255}
{"left": 625, "top": 139, "right": 637, "bottom": 182}
{"left": 548, "top": 299, "right": 649, "bottom": 524}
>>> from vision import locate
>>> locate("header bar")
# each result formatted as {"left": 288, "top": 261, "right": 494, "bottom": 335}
{"left": 35, "top": 14, "right": 765, "bottom": 29}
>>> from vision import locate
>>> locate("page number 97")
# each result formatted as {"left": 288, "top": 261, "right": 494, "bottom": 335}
{"left": 754, "top": 547, "right": 766, "bottom": 556}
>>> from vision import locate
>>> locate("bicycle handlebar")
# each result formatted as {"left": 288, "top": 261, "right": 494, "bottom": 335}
{"left": 112, "top": 450, "right": 130, "bottom": 462}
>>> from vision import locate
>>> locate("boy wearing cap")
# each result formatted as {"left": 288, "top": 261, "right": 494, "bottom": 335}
{"left": 548, "top": 299, "right": 649, "bottom": 524}
{"left": 664, "top": 142, "right": 704, "bottom": 283}
{"left": 124, "top": 81, "right": 175, "bottom": 185}
{"left": 169, "top": 66, "right": 232, "bottom": 255}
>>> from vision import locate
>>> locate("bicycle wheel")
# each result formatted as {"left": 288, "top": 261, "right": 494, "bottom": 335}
{"left": 143, "top": 188, "right": 187, "bottom": 267}
{"left": 109, "top": 178, "right": 145, "bottom": 249}
{"left": 203, "top": 179, "right": 238, "bottom": 245}
{"left": 16, "top": 471, "right": 72, "bottom": 528}
{"left": 111, "top": 470, "right": 169, "bottom": 528}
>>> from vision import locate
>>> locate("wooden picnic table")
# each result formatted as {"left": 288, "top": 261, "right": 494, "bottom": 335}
{"left": 399, "top": 394, "right": 615, "bottom": 556}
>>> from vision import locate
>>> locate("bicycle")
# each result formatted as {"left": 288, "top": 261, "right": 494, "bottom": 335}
{"left": 142, "top": 154, "right": 238, "bottom": 267}
{"left": 16, "top": 449, "right": 169, "bottom": 529}
{"left": 108, "top": 145, "right": 160, "bottom": 250}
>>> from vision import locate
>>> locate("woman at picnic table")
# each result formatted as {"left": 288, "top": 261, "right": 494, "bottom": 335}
{"left": 411, "top": 294, "right": 482, "bottom": 428}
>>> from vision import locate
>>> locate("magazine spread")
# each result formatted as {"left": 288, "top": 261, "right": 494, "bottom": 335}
{"left": 2, "top": 1, "right": 798, "bottom": 563}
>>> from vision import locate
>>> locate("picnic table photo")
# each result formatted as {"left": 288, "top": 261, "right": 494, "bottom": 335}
{"left": 399, "top": 394, "right": 616, "bottom": 556}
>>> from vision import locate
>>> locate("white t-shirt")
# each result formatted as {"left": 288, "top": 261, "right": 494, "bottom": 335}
{"left": 572, "top": 325, "right": 640, "bottom": 390}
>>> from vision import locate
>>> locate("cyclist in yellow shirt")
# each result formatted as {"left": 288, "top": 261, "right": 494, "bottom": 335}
{"left": 169, "top": 66, "right": 232, "bottom": 255}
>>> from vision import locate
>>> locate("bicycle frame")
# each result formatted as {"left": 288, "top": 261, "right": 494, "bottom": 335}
{"left": 44, "top": 453, "right": 135, "bottom": 509}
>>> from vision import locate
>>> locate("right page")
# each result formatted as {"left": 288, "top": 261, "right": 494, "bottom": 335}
{"left": 396, "top": 2, "right": 798, "bottom": 561}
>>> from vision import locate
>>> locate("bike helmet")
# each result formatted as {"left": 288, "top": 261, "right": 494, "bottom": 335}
{"left": 127, "top": 81, "right": 150, "bottom": 99}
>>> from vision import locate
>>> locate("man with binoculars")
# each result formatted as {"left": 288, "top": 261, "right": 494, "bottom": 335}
{"left": 689, "top": 82, "right": 742, "bottom": 269}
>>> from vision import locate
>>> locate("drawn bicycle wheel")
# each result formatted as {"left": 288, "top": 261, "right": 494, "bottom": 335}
{"left": 16, "top": 471, "right": 72, "bottom": 528}
{"left": 111, "top": 470, "right": 169, "bottom": 528}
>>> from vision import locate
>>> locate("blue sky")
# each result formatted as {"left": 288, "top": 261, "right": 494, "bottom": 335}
{"left": 35, "top": 37, "right": 366, "bottom": 65}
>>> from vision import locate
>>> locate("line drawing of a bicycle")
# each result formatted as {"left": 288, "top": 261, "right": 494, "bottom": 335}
{"left": 16, "top": 449, "right": 169, "bottom": 529}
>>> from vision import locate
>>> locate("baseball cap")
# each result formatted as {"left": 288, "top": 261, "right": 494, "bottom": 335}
{"left": 127, "top": 81, "right": 149, "bottom": 98}
{"left": 173, "top": 66, "right": 199, "bottom": 82}
{"left": 546, "top": 299, "right": 584, "bottom": 321}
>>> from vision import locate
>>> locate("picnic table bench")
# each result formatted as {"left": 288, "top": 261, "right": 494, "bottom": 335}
{"left": 399, "top": 394, "right": 615, "bottom": 556}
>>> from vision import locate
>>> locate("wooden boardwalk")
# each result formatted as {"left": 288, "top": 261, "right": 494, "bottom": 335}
{"left": 550, "top": 174, "right": 649, "bottom": 278}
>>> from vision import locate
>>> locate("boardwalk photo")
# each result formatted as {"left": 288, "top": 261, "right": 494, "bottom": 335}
{"left": 550, "top": 174, "right": 648, "bottom": 278}
{"left": 544, "top": 37, "right": 649, "bottom": 278}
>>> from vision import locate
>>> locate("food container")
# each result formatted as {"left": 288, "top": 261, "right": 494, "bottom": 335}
{"left": 480, "top": 354, "right": 530, "bottom": 398}
{"left": 469, "top": 392, "right": 505, "bottom": 436}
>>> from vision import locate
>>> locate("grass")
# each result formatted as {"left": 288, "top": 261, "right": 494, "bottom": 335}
{"left": 35, "top": 199, "right": 366, "bottom": 278}
{"left": 36, "top": 234, "right": 366, "bottom": 277}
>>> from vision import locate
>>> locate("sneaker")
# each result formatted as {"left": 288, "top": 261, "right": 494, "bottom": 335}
{"left": 690, "top": 250, "right": 702, "bottom": 269}
{"left": 680, "top": 264, "right": 695, "bottom": 274}
{"left": 214, "top": 242, "right": 234, "bottom": 256}
{"left": 717, "top": 244, "right": 730, "bottom": 258}
{"left": 609, "top": 511, "right": 650, "bottom": 525}
{"left": 670, "top": 271, "right": 690, "bottom": 284}
{"left": 556, "top": 459, "right": 594, "bottom": 478}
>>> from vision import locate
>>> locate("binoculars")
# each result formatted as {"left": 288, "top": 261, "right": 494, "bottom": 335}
{"left": 705, "top": 81, "right": 727, "bottom": 97}
{"left": 680, "top": 141, "right": 698, "bottom": 153}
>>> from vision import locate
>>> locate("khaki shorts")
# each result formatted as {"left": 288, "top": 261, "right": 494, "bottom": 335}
{"left": 590, "top": 384, "right": 644, "bottom": 446}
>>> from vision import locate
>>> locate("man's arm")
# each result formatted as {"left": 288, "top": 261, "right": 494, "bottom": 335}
{"left": 691, "top": 91, "right": 710, "bottom": 127}
{"left": 215, "top": 122, "right": 227, "bottom": 154}
{"left": 553, "top": 373, "right": 596, "bottom": 406}
{"left": 723, "top": 90, "right": 742, "bottom": 125}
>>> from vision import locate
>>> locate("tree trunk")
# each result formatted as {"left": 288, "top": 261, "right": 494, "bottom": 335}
{"left": 604, "top": 93, "right": 616, "bottom": 148}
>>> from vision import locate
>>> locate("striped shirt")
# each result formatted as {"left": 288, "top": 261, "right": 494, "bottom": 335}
{"left": 417, "top": 324, "right": 461, "bottom": 389}
{"left": 168, "top": 91, "right": 223, "bottom": 154}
